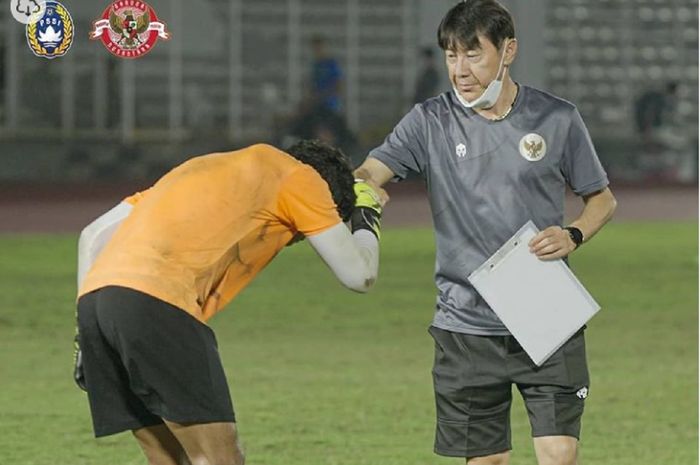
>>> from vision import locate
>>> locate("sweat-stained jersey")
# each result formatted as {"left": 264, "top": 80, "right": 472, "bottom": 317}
{"left": 79, "top": 144, "right": 342, "bottom": 322}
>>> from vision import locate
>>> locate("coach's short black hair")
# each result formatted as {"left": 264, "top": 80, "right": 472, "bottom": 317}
{"left": 286, "top": 139, "right": 356, "bottom": 223}
{"left": 438, "top": 0, "right": 515, "bottom": 52}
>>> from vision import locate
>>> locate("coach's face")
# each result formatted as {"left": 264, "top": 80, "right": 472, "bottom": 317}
{"left": 446, "top": 34, "right": 516, "bottom": 102}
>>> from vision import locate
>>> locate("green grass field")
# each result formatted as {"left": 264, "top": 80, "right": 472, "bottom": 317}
{"left": 0, "top": 222, "right": 697, "bottom": 465}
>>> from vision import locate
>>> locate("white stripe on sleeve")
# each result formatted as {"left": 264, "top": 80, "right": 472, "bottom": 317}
{"left": 77, "top": 201, "right": 132, "bottom": 288}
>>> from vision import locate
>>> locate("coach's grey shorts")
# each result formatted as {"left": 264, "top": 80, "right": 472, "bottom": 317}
{"left": 429, "top": 326, "right": 589, "bottom": 459}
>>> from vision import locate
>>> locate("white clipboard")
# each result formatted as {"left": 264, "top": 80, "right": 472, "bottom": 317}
{"left": 467, "top": 221, "right": 600, "bottom": 366}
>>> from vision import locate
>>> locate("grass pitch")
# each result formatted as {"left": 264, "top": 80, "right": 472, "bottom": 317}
{"left": 0, "top": 222, "right": 696, "bottom": 465}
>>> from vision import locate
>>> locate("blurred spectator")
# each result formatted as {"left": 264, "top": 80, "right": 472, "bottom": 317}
{"left": 310, "top": 35, "right": 343, "bottom": 113}
{"left": 288, "top": 106, "right": 356, "bottom": 150}
{"left": 634, "top": 81, "right": 678, "bottom": 142}
{"left": 633, "top": 82, "right": 696, "bottom": 182}
{"left": 277, "top": 36, "right": 358, "bottom": 161}
{"left": 413, "top": 47, "right": 440, "bottom": 104}
{"left": 0, "top": 38, "right": 5, "bottom": 92}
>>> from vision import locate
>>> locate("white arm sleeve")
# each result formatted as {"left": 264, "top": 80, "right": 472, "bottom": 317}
{"left": 77, "top": 201, "right": 132, "bottom": 288}
{"left": 306, "top": 223, "right": 379, "bottom": 293}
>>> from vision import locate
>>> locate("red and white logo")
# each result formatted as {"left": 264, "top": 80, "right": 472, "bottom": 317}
{"left": 90, "top": 1, "right": 169, "bottom": 59}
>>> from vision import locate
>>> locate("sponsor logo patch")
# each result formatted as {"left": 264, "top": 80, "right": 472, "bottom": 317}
{"left": 576, "top": 386, "right": 589, "bottom": 399}
{"left": 456, "top": 143, "right": 467, "bottom": 158}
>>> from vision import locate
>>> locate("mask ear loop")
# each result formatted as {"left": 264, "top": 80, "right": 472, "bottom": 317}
{"left": 494, "top": 39, "right": 512, "bottom": 82}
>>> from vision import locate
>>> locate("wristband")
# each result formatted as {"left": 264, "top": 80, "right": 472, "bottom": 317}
{"left": 351, "top": 207, "right": 381, "bottom": 239}
{"left": 351, "top": 181, "right": 382, "bottom": 239}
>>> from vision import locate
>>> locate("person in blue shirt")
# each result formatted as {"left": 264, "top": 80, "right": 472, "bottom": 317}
{"left": 311, "top": 35, "right": 343, "bottom": 113}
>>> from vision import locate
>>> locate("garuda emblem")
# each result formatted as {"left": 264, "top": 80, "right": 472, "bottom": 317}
{"left": 519, "top": 133, "right": 547, "bottom": 161}
{"left": 91, "top": 1, "right": 170, "bottom": 59}
{"left": 110, "top": 9, "right": 150, "bottom": 49}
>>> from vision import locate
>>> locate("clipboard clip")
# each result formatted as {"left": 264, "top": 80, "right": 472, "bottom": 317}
{"left": 468, "top": 221, "right": 539, "bottom": 282}
{"left": 484, "top": 238, "right": 521, "bottom": 272}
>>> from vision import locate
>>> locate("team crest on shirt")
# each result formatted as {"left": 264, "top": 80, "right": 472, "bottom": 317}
{"left": 519, "top": 133, "right": 547, "bottom": 162}
{"left": 90, "top": 1, "right": 170, "bottom": 59}
{"left": 25, "top": 1, "right": 73, "bottom": 59}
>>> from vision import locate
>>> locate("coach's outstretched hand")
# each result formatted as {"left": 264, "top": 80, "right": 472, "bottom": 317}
{"left": 73, "top": 334, "right": 87, "bottom": 392}
{"left": 351, "top": 180, "right": 382, "bottom": 239}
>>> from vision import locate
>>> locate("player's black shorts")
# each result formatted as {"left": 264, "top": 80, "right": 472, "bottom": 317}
{"left": 429, "top": 326, "right": 589, "bottom": 459}
{"left": 77, "top": 286, "right": 235, "bottom": 437}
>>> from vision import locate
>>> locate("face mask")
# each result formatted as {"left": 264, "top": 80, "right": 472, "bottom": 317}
{"left": 454, "top": 40, "right": 510, "bottom": 110}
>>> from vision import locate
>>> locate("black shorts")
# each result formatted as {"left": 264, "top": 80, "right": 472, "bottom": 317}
{"left": 77, "top": 286, "right": 235, "bottom": 437}
{"left": 429, "top": 326, "right": 589, "bottom": 459}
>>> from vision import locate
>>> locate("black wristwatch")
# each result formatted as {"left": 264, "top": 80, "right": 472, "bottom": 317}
{"left": 564, "top": 226, "right": 584, "bottom": 249}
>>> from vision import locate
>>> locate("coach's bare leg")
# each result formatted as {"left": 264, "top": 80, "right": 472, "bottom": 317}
{"left": 533, "top": 436, "right": 578, "bottom": 465}
{"left": 164, "top": 420, "right": 245, "bottom": 465}
{"left": 133, "top": 424, "right": 192, "bottom": 465}
{"left": 466, "top": 451, "right": 510, "bottom": 465}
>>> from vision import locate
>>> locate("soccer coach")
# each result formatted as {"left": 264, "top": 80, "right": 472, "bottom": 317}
{"left": 74, "top": 141, "right": 385, "bottom": 465}
{"left": 354, "top": 1, "right": 617, "bottom": 464}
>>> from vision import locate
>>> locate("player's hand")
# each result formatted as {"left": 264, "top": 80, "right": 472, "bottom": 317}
{"left": 362, "top": 179, "right": 389, "bottom": 207}
{"left": 73, "top": 334, "right": 87, "bottom": 392}
{"left": 351, "top": 181, "right": 382, "bottom": 239}
{"left": 528, "top": 226, "right": 576, "bottom": 261}
{"left": 355, "top": 181, "right": 382, "bottom": 211}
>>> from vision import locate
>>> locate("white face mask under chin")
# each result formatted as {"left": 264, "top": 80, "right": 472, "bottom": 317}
{"left": 453, "top": 42, "right": 509, "bottom": 110}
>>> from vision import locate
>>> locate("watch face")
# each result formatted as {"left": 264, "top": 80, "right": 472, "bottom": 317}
{"left": 565, "top": 227, "right": 583, "bottom": 246}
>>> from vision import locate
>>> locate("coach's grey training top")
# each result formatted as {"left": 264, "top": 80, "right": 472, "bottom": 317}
{"left": 369, "top": 85, "right": 609, "bottom": 335}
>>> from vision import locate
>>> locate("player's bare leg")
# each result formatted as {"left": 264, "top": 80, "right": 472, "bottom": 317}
{"left": 133, "top": 424, "right": 192, "bottom": 465}
{"left": 533, "top": 436, "right": 578, "bottom": 465}
{"left": 164, "top": 420, "right": 245, "bottom": 465}
{"left": 466, "top": 451, "right": 510, "bottom": 465}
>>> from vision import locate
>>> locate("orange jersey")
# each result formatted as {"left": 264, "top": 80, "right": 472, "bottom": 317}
{"left": 79, "top": 144, "right": 341, "bottom": 322}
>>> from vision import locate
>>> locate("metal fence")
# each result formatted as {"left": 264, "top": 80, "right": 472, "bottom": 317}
{"left": 1, "top": 0, "right": 418, "bottom": 143}
{"left": 1, "top": 0, "right": 697, "bottom": 183}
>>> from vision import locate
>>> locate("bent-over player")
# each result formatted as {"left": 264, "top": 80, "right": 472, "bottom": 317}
{"left": 74, "top": 140, "right": 385, "bottom": 465}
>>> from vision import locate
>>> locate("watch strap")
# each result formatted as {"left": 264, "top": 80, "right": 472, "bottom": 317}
{"left": 564, "top": 226, "right": 584, "bottom": 248}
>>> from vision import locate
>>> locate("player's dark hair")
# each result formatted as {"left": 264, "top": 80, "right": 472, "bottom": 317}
{"left": 286, "top": 139, "right": 356, "bottom": 223}
{"left": 438, "top": 0, "right": 515, "bottom": 51}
